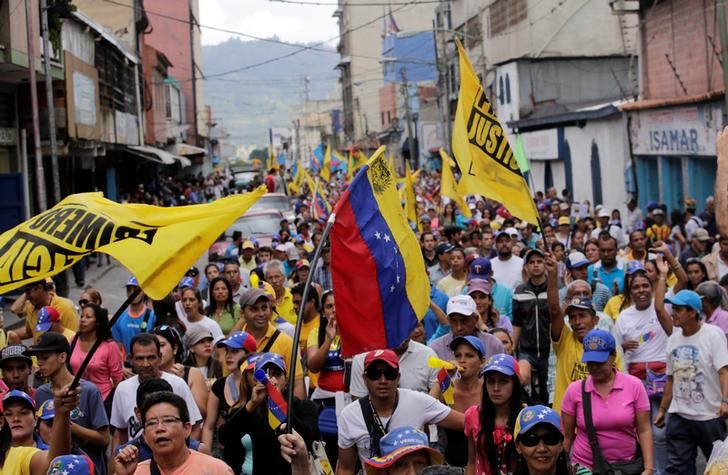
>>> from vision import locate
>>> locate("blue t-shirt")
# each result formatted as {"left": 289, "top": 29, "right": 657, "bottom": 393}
{"left": 112, "top": 308, "right": 156, "bottom": 355}
{"left": 36, "top": 379, "right": 109, "bottom": 475}
{"left": 423, "top": 286, "right": 449, "bottom": 340}
{"left": 587, "top": 262, "right": 625, "bottom": 294}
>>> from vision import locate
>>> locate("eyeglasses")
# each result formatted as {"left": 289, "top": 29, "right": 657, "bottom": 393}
{"left": 78, "top": 299, "right": 89, "bottom": 307}
{"left": 364, "top": 367, "right": 398, "bottom": 381}
{"left": 519, "top": 431, "right": 563, "bottom": 447}
{"left": 143, "top": 416, "right": 183, "bottom": 430}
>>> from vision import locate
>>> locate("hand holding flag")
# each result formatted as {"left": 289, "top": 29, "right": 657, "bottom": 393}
{"left": 254, "top": 369, "right": 288, "bottom": 430}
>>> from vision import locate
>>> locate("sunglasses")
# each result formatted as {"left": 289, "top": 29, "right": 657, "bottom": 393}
{"left": 519, "top": 431, "right": 563, "bottom": 447}
{"left": 364, "top": 367, "right": 398, "bottom": 381}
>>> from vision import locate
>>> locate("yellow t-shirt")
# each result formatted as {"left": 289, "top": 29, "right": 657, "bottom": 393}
{"left": 244, "top": 323, "right": 304, "bottom": 380}
{"left": 25, "top": 294, "right": 79, "bottom": 339}
{"left": 603, "top": 295, "right": 625, "bottom": 321}
{"left": 275, "top": 288, "right": 297, "bottom": 324}
{"left": 552, "top": 324, "right": 623, "bottom": 413}
{"left": 3, "top": 446, "right": 39, "bottom": 475}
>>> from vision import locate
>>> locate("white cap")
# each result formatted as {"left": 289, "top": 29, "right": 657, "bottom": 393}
{"left": 275, "top": 244, "right": 288, "bottom": 252}
{"left": 446, "top": 295, "right": 477, "bottom": 317}
{"left": 505, "top": 227, "right": 519, "bottom": 237}
{"left": 598, "top": 209, "right": 610, "bottom": 218}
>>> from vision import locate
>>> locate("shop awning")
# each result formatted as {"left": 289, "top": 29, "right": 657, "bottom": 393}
{"left": 174, "top": 155, "right": 192, "bottom": 167}
{"left": 169, "top": 143, "right": 207, "bottom": 157}
{"left": 507, "top": 99, "right": 633, "bottom": 131}
{"left": 127, "top": 145, "right": 176, "bottom": 165}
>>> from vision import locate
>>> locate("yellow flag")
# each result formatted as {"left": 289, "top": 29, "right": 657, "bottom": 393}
{"left": 288, "top": 163, "right": 303, "bottom": 194}
{"left": 451, "top": 40, "right": 539, "bottom": 225}
{"left": 268, "top": 147, "right": 279, "bottom": 171}
{"left": 355, "top": 151, "right": 368, "bottom": 171}
{"left": 321, "top": 145, "right": 331, "bottom": 181}
{"left": 439, "top": 148, "right": 472, "bottom": 218}
{"left": 0, "top": 188, "right": 266, "bottom": 299}
{"left": 345, "top": 150, "right": 354, "bottom": 183}
{"left": 404, "top": 162, "right": 420, "bottom": 231}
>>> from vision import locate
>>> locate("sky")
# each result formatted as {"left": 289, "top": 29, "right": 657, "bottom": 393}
{"left": 199, "top": 0, "right": 339, "bottom": 46}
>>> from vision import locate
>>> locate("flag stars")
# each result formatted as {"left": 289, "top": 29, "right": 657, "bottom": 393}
{"left": 374, "top": 231, "right": 382, "bottom": 240}
{"left": 383, "top": 234, "right": 391, "bottom": 242}
{"left": 390, "top": 285, "right": 396, "bottom": 293}
{"left": 396, "top": 275, "right": 401, "bottom": 283}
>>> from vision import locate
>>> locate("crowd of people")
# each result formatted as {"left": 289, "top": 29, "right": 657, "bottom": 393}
{"left": 1, "top": 155, "right": 728, "bottom": 475}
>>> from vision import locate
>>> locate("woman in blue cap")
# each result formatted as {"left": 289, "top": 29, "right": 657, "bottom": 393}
{"left": 465, "top": 353, "right": 528, "bottom": 475}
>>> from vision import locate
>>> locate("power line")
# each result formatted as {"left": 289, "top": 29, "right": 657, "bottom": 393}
{"left": 269, "top": 0, "right": 441, "bottom": 5}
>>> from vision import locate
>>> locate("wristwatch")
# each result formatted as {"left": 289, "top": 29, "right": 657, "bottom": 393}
{"left": 721, "top": 398, "right": 728, "bottom": 405}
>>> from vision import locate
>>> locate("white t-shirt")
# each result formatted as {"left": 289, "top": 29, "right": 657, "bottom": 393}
{"left": 110, "top": 371, "right": 203, "bottom": 438}
{"left": 338, "top": 388, "right": 450, "bottom": 462}
{"left": 613, "top": 303, "right": 669, "bottom": 364}
{"left": 349, "top": 341, "right": 439, "bottom": 398}
{"left": 175, "top": 299, "right": 209, "bottom": 322}
{"left": 667, "top": 324, "right": 728, "bottom": 421}
{"left": 718, "top": 257, "right": 728, "bottom": 282}
{"left": 180, "top": 316, "right": 225, "bottom": 344}
{"left": 491, "top": 255, "right": 524, "bottom": 289}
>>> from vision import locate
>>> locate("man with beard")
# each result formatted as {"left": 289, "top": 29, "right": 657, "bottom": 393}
{"left": 420, "top": 232, "right": 438, "bottom": 268}
{"left": 491, "top": 231, "right": 524, "bottom": 289}
{"left": 588, "top": 233, "right": 625, "bottom": 295}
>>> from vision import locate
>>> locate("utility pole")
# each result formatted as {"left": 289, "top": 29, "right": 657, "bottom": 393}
{"left": 26, "top": 0, "right": 47, "bottom": 212}
{"left": 40, "top": 0, "right": 60, "bottom": 204}
{"left": 718, "top": 0, "right": 728, "bottom": 119}
{"left": 189, "top": 0, "right": 199, "bottom": 145}
{"left": 400, "top": 67, "right": 416, "bottom": 170}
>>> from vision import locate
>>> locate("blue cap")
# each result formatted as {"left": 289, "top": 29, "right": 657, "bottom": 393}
{"left": 468, "top": 257, "right": 493, "bottom": 280}
{"left": 125, "top": 276, "right": 139, "bottom": 287}
{"left": 178, "top": 276, "right": 195, "bottom": 289}
{"left": 47, "top": 454, "right": 95, "bottom": 475}
{"left": 495, "top": 230, "right": 510, "bottom": 241}
{"left": 2, "top": 389, "right": 35, "bottom": 410}
{"left": 256, "top": 353, "right": 286, "bottom": 373}
{"left": 436, "top": 243, "right": 455, "bottom": 255}
{"left": 480, "top": 353, "right": 518, "bottom": 377}
{"left": 565, "top": 296, "right": 595, "bottom": 314}
{"left": 35, "top": 306, "right": 60, "bottom": 333}
{"left": 625, "top": 260, "right": 645, "bottom": 275}
{"left": 363, "top": 426, "right": 443, "bottom": 473}
{"left": 215, "top": 331, "right": 258, "bottom": 353}
{"left": 449, "top": 335, "right": 486, "bottom": 357}
{"left": 581, "top": 329, "right": 616, "bottom": 363}
{"left": 36, "top": 399, "right": 55, "bottom": 420}
{"left": 665, "top": 289, "right": 703, "bottom": 313}
{"left": 514, "top": 405, "right": 562, "bottom": 440}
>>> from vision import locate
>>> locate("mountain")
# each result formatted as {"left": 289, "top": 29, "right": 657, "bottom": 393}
{"left": 201, "top": 37, "right": 340, "bottom": 147}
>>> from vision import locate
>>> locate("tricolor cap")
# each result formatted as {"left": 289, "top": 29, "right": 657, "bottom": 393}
{"left": 449, "top": 335, "right": 486, "bottom": 358}
{"left": 37, "top": 399, "right": 55, "bottom": 420}
{"left": 446, "top": 295, "right": 477, "bottom": 317}
{"left": 47, "top": 454, "right": 95, "bottom": 475}
{"left": 296, "top": 259, "right": 311, "bottom": 270}
{"left": 2, "top": 390, "right": 35, "bottom": 411}
{"left": 35, "top": 306, "right": 61, "bottom": 333}
{"left": 514, "top": 405, "right": 562, "bottom": 441}
{"left": 215, "top": 331, "right": 258, "bottom": 353}
{"left": 363, "top": 426, "right": 443, "bottom": 475}
{"left": 239, "top": 353, "right": 263, "bottom": 373}
{"left": 566, "top": 252, "right": 590, "bottom": 270}
{"left": 124, "top": 276, "right": 139, "bottom": 287}
{"left": 178, "top": 276, "right": 195, "bottom": 289}
{"left": 364, "top": 349, "right": 399, "bottom": 370}
{"left": 480, "top": 353, "right": 519, "bottom": 377}
{"left": 581, "top": 329, "right": 616, "bottom": 363}
{"left": 665, "top": 289, "right": 703, "bottom": 313}
{"left": 256, "top": 352, "right": 287, "bottom": 373}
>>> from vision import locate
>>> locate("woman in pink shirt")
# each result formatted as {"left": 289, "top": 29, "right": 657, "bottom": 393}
{"left": 561, "top": 329, "right": 654, "bottom": 473}
{"left": 69, "top": 302, "right": 123, "bottom": 416}
{"left": 697, "top": 281, "right": 728, "bottom": 341}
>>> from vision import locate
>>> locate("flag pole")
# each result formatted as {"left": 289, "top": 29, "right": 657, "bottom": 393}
{"left": 70, "top": 286, "right": 141, "bottom": 389}
{"left": 285, "top": 212, "right": 336, "bottom": 432}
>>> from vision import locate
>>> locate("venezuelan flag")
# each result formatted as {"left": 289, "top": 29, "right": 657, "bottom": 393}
{"left": 330, "top": 146, "right": 430, "bottom": 357}
{"left": 437, "top": 368, "right": 455, "bottom": 405}
{"left": 313, "top": 184, "right": 331, "bottom": 219}
{"left": 254, "top": 369, "right": 288, "bottom": 430}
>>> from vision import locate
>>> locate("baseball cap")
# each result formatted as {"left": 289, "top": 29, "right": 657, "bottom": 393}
{"left": 564, "top": 296, "right": 595, "bottom": 314}
{"left": 37, "top": 399, "right": 55, "bottom": 420}
{"left": 665, "top": 289, "right": 703, "bottom": 313}
{"left": 178, "top": 277, "right": 195, "bottom": 289}
{"left": 558, "top": 216, "right": 570, "bottom": 226}
{"left": 693, "top": 228, "right": 711, "bottom": 241}
{"left": 436, "top": 243, "right": 455, "bottom": 255}
{"left": 47, "top": 454, "right": 95, "bottom": 475}
{"left": 480, "top": 353, "right": 519, "bottom": 377}
{"left": 183, "top": 327, "right": 213, "bottom": 348}
{"left": 494, "top": 230, "right": 510, "bottom": 241}
{"left": 420, "top": 214, "right": 431, "bottom": 222}
{"left": 559, "top": 202, "right": 570, "bottom": 211}
{"left": 24, "top": 332, "right": 71, "bottom": 356}
{"left": 296, "top": 259, "right": 311, "bottom": 270}
{"left": 256, "top": 352, "right": 287, "bottom": 373}
{"left": 449, "top": 335, "right": 486, "bottom": 357}
{"left": 125, "top": 276, "right": 139, "bottom": 287}
{"left": 446, "top": 295, "right": 477, "bottom": 317}
{"left": 35, "top": 306, "right": 61, "bottom": 333}
{"left": 185, "top": 266, "right": 200, "bottom": 278}
{"left": 364, "top": 426, "right": 443, "bottom": 475}
{"left": 364, "top": 349, "right": 399, "bottom": 370}
{"left": 597, "top": 209, "right": 610, "bottom": 218}
{"left": 468, "top": 257, "right": 493, "bottom": 281}
{"left": 215, "top": 331, "right": 258, "bottom": 353}
{"left": 566, "top": 252, "right": 590, "bottom": 270}
{"left": 524, "top": 248, "right": 545, "bottom": 263}
{"left": 684, "top": 197, "right": 697, "bottom": 209}
{"left": 467, "top": 279, "right": 492, "bottom": 296}
{"left": 514, "top": 405, "right": 562, "bottom": 441}
{"left": 242, "top": 240, "right": 256, "bottom": 250}
{"left": 274, "top": 244, "right": 288, "bottom": 253}
{"left": 239, "top": 353, "right": 264, "bottom": 373}
{"left": 0, "top": 344, "right": 32, "bottom": 366}
{"left": 652, "top": 208, "right": 665, "bottom": 216}
{"left": 625, "top": 260, "right": 645, "bottom": 275}
{"left": 239, "top": 288, "right": 272, "bottom": 308}
{"left": 505, "top": 227, "right": 519, "bottom": 237}
{"left": 581, "top": 329, "right": 616, "bottom": 363}
{"left": 2, "top": 390, "right": 35, "bottom": 411}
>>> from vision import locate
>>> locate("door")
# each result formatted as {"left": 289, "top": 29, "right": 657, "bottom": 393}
{"left": 0, "top": 173, "right": 25, "bottom": 232}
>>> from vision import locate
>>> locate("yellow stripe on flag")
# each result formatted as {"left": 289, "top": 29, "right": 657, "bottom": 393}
{"left": 0, "top": 188, "right": 266, "bottom": 299}
{"left": 451, "top": 39, "right": 539, "bottom": 225}
{"left": 321, "top": 145, "right": 331, "bottom": 181}
{"left": 439, "top": 148, "right": 472, "bottom": 218}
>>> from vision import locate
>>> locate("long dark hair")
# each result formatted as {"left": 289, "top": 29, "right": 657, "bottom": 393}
{"left": 152, "top": 294, "right": 187, "bottom": 334}
{"left": 317, "top": 290, "right": 334, "bottom": 347}
{"left": 477, "top": 371, "right": 529, "bottom": 475}
{"left": 0, "top": 417, "right": 11, "bottom": 467}
{"left": 620, "top": 270, "right": 652, "bottom": 312}
{"left": 85, "top": 303, "right": 112, "bottom": 341}
{"left": 206, "top": 276, "right": 235, "bottom": 316}
{"left": 686, "top": 259, "right": 709, "bottom": 291}
{"left": 513, "top": 449, "right": 571, "bottom": 475}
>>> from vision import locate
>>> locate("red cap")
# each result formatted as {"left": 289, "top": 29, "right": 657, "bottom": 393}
{"left": 364, "top": 349, "right": 399, "bottom": 370}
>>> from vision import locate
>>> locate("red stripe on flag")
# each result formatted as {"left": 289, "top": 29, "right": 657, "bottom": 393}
{"left": 331, "top": 193, "right": 387, "bottom": 356}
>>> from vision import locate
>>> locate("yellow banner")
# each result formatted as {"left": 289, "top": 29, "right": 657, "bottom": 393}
{"left": 404, "top": 162, "right": 420, "bottom": 231}
{"left": 451, "top": 40, "right": 539, "bottom": 225}
{"left": 321, "top": 145, "right": 331, "bottom": 181}
{"left": 439, "top": 148, "right": 472, "bottom": 218}
{"left": 0, "top": 188, "right": 266, "bottom": 299}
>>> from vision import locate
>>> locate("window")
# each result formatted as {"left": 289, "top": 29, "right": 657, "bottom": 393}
{"left": 465, "top": 15, "right": 482, "bottom": 48}
{"left": 165, "top": 84, "right": 181, "bottom": 123}
{"left": 488, "top": 0, "right": 527, "bottom": 37}
{"left": 505, "top": 73, "right": 511, "bottom": 104}
{"left": 95, "top": 44, "right": 136, "bottom": 114}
